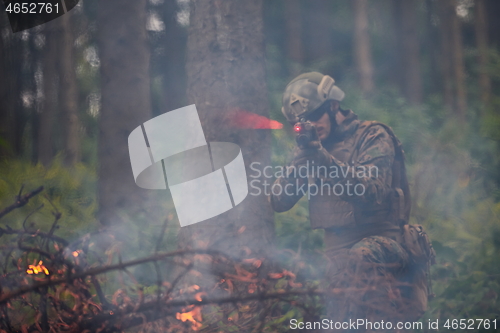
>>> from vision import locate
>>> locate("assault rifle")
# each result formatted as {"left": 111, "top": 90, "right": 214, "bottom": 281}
{"left": 293, "top": 118, "right": 319, "bottom": 186}
{"left": 293, "top": 118, "right": 319, "bottom": 149}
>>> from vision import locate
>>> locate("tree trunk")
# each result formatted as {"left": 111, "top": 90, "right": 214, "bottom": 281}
{"left": 352, "top": 0, "right": 374, "bottom": 94}
{"left": 59, "top": 13, "right": 80, "bottom": 166}
{"left": 475, "top": 0, "right": 491, "bottom": 110}
{"left": 38, "top": 22, "right": 59, "bottom": 166}
{"left": 439, "top": 0, "right": 467, "bottom": 122}
{"left": 485, "top": 0, "right": 500, "bottom": 49}
{"left": 305, "top": 0, "right": 331, "bottom": 63}
{"left": 98, "top": 0, "right": 152, "bottom": 226}
{"left": 161, "top": 0, "right": 187, "bottom": 112}
{"left": 448, "top": 0, "right": 467, "bottom": 123}
{"left": 394, "top": 0, "right": 423, "bottom": 105}
{"left": 284, "top": 0, "right": 304, "bottom": 75}
{"left": 0, "top": 24, "right": 12, "bottom": 158}
{"left": 424, "top": 0, "right": 441, "bottom": 95}
{"left": 183, "top": 0, "right": 274, "bottom": 258}
{"left": 438, "top": 0, "right": 454, "bottom": 112}
{"left": 0, "top": 27, "right": 6, "bottom": 158}
{"left": 0, "top": 29, "right": 21, "bottom": 158}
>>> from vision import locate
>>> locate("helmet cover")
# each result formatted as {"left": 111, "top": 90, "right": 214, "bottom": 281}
{"left": 281, "top": 72, "right": 345, "bottom": 123}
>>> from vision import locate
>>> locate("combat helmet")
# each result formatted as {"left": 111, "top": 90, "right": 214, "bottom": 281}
{"left": 281, "top": 72, "right": 345, "bottom": 123}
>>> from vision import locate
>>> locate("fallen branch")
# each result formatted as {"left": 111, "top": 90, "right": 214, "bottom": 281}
{"left": 0, "top": 186, "right": 44, "bottom": 220}
{"left": 0, "top": 228, "right": 69, "bottom": 246}
{"left": 0, "top": 248, "right": 231, "bottom": 305}
{"left": 79, "top": 288, "right": 331, "bottom": 331}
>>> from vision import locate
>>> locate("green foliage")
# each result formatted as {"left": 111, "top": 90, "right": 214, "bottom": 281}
{"left": 0, "top": 156, "right": 98, "bottom": 239}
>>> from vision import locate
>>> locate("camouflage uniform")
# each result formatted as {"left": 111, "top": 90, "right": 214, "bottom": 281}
{"left": 270, "top": 109, "right": 410, "bottom": 327}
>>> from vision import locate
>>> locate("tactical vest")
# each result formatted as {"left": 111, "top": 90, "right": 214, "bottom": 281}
{"left": 309, "top": 121, "right": 410, "bottom": 230}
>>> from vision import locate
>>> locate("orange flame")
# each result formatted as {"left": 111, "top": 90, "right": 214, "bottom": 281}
{"left": 176, "top": 306, "right": 202, "bottom": 330}
{"left": 26, "top": 260, "right": 49, "bottom": 275}
{"left": 194, "top": 292, "right": 207, "bottom": 302}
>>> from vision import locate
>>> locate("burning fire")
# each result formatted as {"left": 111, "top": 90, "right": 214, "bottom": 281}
{"left": 26, "top": 260, "right": 49, "bottom": 275}
{"left": 176, "top": 306, "right": 202, "bottom": 330}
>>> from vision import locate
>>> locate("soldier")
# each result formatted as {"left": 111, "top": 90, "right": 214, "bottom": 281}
{"left": 269, "top": 72, "right": 414, "bottom": 326}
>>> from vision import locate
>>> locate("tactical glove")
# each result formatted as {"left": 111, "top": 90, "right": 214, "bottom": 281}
{"left": 290, "top": 142, "right": 333, "bottom": 178}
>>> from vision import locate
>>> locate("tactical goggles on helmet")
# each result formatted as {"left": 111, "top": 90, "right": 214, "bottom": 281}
{"left": 303, "top": 102, "right": 329, "bottom": 122}
{"left": 288, "top": 102, "right": 330, "bottom": 126}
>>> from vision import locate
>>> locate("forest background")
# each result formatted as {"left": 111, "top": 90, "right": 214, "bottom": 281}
{"left": 0, "top": 0, "right": 499, "bottom": 332}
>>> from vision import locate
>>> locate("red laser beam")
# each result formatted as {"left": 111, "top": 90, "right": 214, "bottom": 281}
{"left": 228, "top": 108, "right": 283, "bottom": 129}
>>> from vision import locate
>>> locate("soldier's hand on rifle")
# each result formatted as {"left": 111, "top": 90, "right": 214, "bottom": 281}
{"left": 291, "top": 143, "right": 333, "bottom": 174}
{"left": 291, "top": 120, "right": 328, "bottom": 164}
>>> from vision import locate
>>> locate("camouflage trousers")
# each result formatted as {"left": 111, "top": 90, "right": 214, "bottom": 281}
{"left": 322, "top": 235, "right": 410, "bottom": 332}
